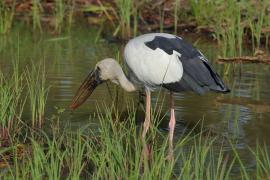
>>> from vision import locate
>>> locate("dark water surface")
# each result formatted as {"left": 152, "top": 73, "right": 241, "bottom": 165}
{"left": 1, "top": 26, "right": 270, "bottom": 173}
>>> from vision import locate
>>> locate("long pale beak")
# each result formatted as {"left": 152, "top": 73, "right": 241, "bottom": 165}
{"left": 70, "top": 69, "right": 103, "bottom": 110}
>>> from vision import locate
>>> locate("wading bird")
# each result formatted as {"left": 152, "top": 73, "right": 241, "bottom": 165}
{"left": 70, "top": 33, "right": 230, "bottom": 160}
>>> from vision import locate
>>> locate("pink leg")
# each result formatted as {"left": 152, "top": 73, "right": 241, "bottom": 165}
{"left": 166, "top": 92, "right": 175, "bottom": 161}
{"left": 142, "top": 89, "right": 151, "bottom": 158}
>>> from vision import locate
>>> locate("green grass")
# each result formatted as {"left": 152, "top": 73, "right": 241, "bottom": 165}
{"left": 0, "top": 1, "right": 15, "bottom": 34}
{"left": 54, "top": 0, "right": 65, "bottom": 33}
{"left": 30, "top": 0, "right": 76, "bottom": 33}
{"left": 247, "top": 1, "right": 268, "bottom": 49}
{"left": 174, "top": 0, "right": 181, "bottom": 34}
{"left": 188, "top": 0, "right": 269, "bottom": 61}
{"left": 115, "top": 0, "right": 132, "bottom": 38}
{"left": 1, "top": 0, "right": 269, "bottom": 50}
{"left": 159, "top": 6, "right": 165, "bottom": 33}
{"left": 0, "top": 61, "right": 24, "bottom": 142}
{"left": 31, "top": 0, "right": 42, "bottom": 32}
{"left": 0, "top": 1, "right": 270, "bottom": 178}
{"left": 66, "top": 0, "right": 75, "bottom": 32}
{"left": 251, "top": 143, "right": 270, "bottom": 178}
{"left": 25, "top": 61, "right": 49, "bottom": 128}
{"left": 190, "top": 0, "right": 217, "bottom": 26}
{"left": 0, "top": 103, "right": 269, "bottom": 179}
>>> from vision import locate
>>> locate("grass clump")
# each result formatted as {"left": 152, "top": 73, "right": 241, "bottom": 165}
{"left": 0, "top": 63, "right": 24, "bottom": 143}
{"left": 0, "top": 103, "right": 270, "bottom": 179}
{"left": 30, "top": 0, "right": 75, "bottom": 33}
{"left": 0, "top": 1, "right": 15, "bottom": 34}
{"left": 54, "top": 0, "right": 65, "bottom": 33}
{"left": 26, "top": 61, "right": 49, "bottom": 128}
{"left": 190, "top": 0, "right": 217, "bottom": 26}
{"left": 114, "top": 0, "right": 133, "bottom": 38}
{"left": 31, "top": 0, "right": 42, "bottom": 32}
{"left": 116, "top": 0, "right": 132, "bottom": 38}
{"left": 247, "top": 0, "right": 269, "bottom": 49}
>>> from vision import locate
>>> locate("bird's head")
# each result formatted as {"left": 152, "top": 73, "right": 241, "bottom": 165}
{"left": 69, "top": 58, "right": 122, "bottom": 110}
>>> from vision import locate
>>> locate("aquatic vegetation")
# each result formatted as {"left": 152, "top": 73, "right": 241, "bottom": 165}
{"left": 188, "top": 0, "right": 269, "bottom": 61}
{"left": 177, "top": 134, "right": 235, "bottom": 179}
{"left": 25, "top": 62, "right": 49, "bottom": 128}
{"left": 115, "top": 0, "right": 133, "bottom": 38}
{"left": 173, "top": 0, "right": 181, "bottom": 34}
{"left": 247, "top": 1, "right": 268, "bottom": 49}
{"left": 66, "top": 0, "right": 75, "bottom": 32}
{"left": 1, "top": 0, "right": 269, "bottom": 50}
{"left": 209, "top": 1, "right": 245, "bottom": 75}
{"left": 25, "top": 0, "right": 76, "bottom": 33}
{"left": 0, "top": 104, "right": 269, "bottom": 179}
{"left": 0, "top": 61, "right": 24, "bottom": 143}
{"left": 54, "top": 0, "right": 65, "bottom": 33}
{"left": 0, "top": 1, "right": 269, "bottom": 178}
{"left": 251, "top": 143, "right": 270, "bottom": 178}
{"left": 159, "top": 6, "right": 165, "bottom": 33}
{"left": 190, "top": 0, "right": 217, "bottom": 26}
{"left": 0, "top": 1, "right": 15, "bottom": 34}
{"left": 31, "top": 0, "right": 42, "bottom": 32}
{"left": 0, "top": 73, "right": 20, "bottom": 141}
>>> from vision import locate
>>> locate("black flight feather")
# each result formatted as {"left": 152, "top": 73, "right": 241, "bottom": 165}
{"left": 145, "top": 36, "right": 230, "bottom": 94}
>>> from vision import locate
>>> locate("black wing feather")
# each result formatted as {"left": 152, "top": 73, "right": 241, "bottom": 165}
{"left": 145, "top": 35, "right": 230, "bottom": 94}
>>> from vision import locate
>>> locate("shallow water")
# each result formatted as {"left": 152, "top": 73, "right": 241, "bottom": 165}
{"left": 1, "top": 25, "right": 270, "bottom": 173}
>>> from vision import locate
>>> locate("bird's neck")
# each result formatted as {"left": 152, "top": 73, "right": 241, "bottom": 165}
{"left": 118, "top": 72, "right": 137, "bottom": 92}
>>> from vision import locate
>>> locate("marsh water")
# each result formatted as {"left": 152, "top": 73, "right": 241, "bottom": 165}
{"left": 1, "top": 25, "right": 270, "bottom": 173}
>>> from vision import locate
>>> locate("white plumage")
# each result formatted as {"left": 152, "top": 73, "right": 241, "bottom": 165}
{"left": 124, "top": 33, "right": 183, "bottom": 90}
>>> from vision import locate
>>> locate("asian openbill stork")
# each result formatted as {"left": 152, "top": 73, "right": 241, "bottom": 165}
{"left": 70, "top": 33, "right": 230, "bottom": 160}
